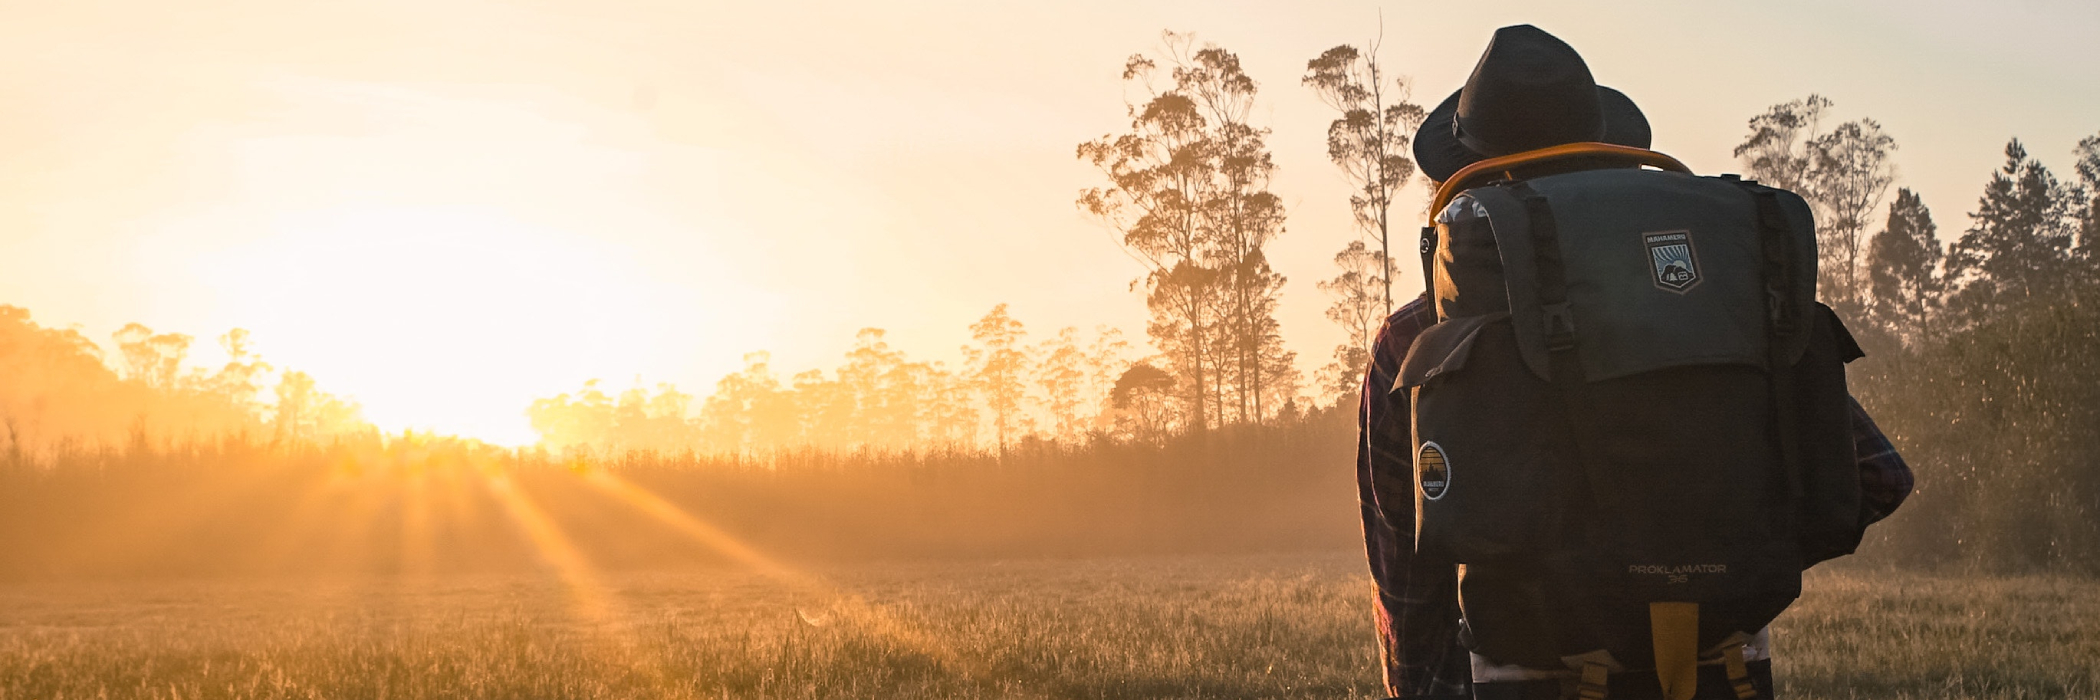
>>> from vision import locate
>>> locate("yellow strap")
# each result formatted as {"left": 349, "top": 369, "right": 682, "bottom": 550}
{"left": 1428, "top": 142, "right": 1695, "bottom": 214}
{"left": 1723, "top": 645, "right": 1760, "bottom": 700}
{"left": 1649, "top": 602, "right": 1699, "bottom": 700}
{"left": 1576, "top": 660, "right": 1611, "bottom": 700}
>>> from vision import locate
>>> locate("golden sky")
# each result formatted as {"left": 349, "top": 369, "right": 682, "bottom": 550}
{"left": 2, "top": 0, "right": 2095, "bottom": 444}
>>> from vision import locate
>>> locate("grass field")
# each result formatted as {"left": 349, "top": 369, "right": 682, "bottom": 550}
{"left": 0, "top": 553, "right": 2093, "bottom": 699}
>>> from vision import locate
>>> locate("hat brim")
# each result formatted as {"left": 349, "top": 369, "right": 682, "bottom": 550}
{"left": 1413, "top": 85, "right": 1651, "bottom": 183}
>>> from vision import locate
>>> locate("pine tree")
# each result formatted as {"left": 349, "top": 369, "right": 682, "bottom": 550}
{"left": 2073, "top": 134, "right": 2100, "bottom": 267}
{"left": 1865, "top": 188, "right": 1943, "bottom": 346}
{"left": 1947, "top": 139, "right": 2083, "bottom": 321}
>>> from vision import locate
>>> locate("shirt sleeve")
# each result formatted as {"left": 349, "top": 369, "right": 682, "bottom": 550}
{"left": 1848, "top": 395, "right": 1914, "bottom": 525}
{"left": 1357, "top": 295, "right": 1471, "bottom": 699}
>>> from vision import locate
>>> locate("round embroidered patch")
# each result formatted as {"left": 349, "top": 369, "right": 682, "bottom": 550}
{"left": 1418, "top": 442, "right": 1451, "bottom": 500}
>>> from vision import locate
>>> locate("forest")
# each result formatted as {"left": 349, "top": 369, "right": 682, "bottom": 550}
{"left": 1, "top": 33, "right": 2096, "bottom": 577}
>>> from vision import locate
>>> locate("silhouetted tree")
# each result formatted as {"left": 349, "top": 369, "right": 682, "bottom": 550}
{"left": 1079, "top": 42, "right": 1219, "bottom": 433}
{"left": 1734, "top": 96, "right": 1896, "bottom": 313}
{"left": 273, "top": 370, "right": 364, "bottom": 443}
{"left": 1946, "top": 139, "right": 2085, "bottom": 321}
{"left": 924, "top": 361, "right": 979, "bottom": 448}
{"left": 614, "top": 382, "right": 699, "bottom": 451}
{"left": 697, "top": 352, "right": 799, "bottom": 452}
{"left": 1735, "top": 95, "right": 1831, "bottom": 195}
{"left": 1256, "top": 324, "right": 1300, "bottom": 425}
{"left": 1108, "top": 363, "right": 1180, "bottom": 443}
{"left": 840, "top": 328, "right": 918, "bottom": 449}
{"left": 1079, "top": 32, "right": 1292, "bottom": 430}
{"left": 1316, "top": 239, "right": 1394, "bottom": 403}
{"left": 113, "top": 323, "right": 193, "bottom": 390}
{"left": 2073, "top": 133, "right": 2100, "bottom": 265}
{"left": 1180, "top": 41, "right": 1290, "bottom": 425}
{"left": 204, "top": 329, "right": 272, "bottom": 408}
{"left": 1865, "top": 188, "right": 1944, "bottom": 345}
{"left": 1303, "top": 40, "right": 1425, "bottom": 314}
{"left": 1810, "top": 120, "right": 1899, "bottom": 311}
{"left": 1084, "top": 326, "right": 1132, "bottom": 434}
{"left": 1036, "top": 327, "right": 1089, "bottom": 442}
{"left": 790, "top": 368, "right": 853, "bottom": 451}
{"left": 965, "top": 304, "right": 1032, "bottom": 454}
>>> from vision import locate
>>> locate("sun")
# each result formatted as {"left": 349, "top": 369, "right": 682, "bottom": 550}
{"left": 197, "top": 205, "right": 678, "bottom": 445}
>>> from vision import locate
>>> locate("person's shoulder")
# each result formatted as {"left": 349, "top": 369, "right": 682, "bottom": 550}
{"left": 1374, "top": 294, "right": 1438, "bottom": 354}
{"left": 1382, "top": 294, "right": 1437, "bottom": 336}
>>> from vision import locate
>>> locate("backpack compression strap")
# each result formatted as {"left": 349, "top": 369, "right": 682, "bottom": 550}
{"left": 1735, "top": 181, "right": 1807, "bottom": 507}
{"left": 1505, "top": 180, "right": 1621, "bottom": 515}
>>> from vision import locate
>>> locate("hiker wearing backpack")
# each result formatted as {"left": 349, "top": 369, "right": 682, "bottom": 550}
{"left": 1355, "top": 26, "right": 1915, "bottom": 700}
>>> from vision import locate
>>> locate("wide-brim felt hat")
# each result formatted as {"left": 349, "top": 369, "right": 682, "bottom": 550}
{"left": 1414, "top": 24, "right": 1652, "bottom": 183}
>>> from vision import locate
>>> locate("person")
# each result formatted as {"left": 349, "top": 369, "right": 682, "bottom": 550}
{"left": 1354, "top": 25, "right": 1915, "bottom": 700}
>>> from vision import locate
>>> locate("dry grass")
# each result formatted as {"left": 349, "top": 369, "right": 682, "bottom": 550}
{"left": 1780, "top": 566, "right": 2100, "bottom": 699}
{"left": 0, "top": 554, "right": 2092, "bottom": 699}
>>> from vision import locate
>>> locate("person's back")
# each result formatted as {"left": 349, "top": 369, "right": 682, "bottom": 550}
{"left": 1353, "top": 25, "right": 1915, "bottom": 700}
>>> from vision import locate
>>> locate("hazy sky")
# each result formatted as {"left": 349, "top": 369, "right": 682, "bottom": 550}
{"left": 2, "top": 0, "right": 2095, "bottom": 443}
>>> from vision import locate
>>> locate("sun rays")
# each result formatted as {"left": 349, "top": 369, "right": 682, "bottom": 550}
{"left": 480, "top": 470, "right": 623, "bottom": 625}
{"left": 576, "top": 468, "right": 975, "bottom": 674}
{"left": 22, "top": 433, "right": 973, "bottom": 687}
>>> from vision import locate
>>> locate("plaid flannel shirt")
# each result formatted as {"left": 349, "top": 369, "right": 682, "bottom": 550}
{"left": 1356, "top": 294, "right": 1915, "bottom": 700}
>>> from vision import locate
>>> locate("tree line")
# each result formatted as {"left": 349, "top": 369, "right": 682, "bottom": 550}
{"left": 0, "top": 306, "right": 367, "bottom": 454}
{"left": 526, "top": 306, "right": 1145, "bottom": 455}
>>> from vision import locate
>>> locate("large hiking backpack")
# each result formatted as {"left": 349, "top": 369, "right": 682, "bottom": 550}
{"left": 1397, "top": 144, "right": 1867, "bottom": 698}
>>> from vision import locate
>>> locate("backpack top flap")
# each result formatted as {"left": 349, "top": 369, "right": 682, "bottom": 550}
{"left": 1464, "top": 169, "right": 1818, "bottom": 382}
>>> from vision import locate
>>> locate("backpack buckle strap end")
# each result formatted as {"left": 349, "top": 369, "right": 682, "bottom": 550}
{"left": 1723, "top": 646, "right": 1761, "bottom": 700}
{"left": 1573, "top": 661, "right": 1610, "bottom": 700}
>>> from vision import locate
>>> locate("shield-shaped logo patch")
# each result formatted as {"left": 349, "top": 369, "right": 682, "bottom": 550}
{"left": 1643, "top": 230, "right": 1702, "bottom": 293}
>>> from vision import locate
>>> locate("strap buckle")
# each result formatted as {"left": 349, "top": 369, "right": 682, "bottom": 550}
{"left": 1767, "top": 290, "right": 1796, "bottom": 334}
{"left": 1543, "top": 302, "right": 1578, "bottom": 350}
